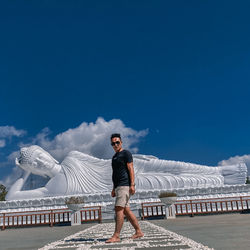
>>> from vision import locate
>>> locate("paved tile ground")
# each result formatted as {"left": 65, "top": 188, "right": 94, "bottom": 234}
{"left": 152, "top": 213, "right": 250, "bottom": 250}
{"left": 0, "top": 223, "right": 95, "bottom": 250}
{"left": 39, "top": 221, "right": 212, "bottom": 250}
{"left": 1, "top": 213, "right": 250, "bottom": 250}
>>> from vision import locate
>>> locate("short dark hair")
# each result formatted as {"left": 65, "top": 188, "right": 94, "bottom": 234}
{"left": 110, "top": 133, "right": 121, "bottom": 140}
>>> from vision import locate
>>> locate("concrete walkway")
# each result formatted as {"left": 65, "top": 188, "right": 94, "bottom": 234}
{"left": 152, "top": 213, "right": 250, "bottom": 250}
{"left": 0, "top": 213, "right": 249, "bottom": 249}
{"left": 0, "top": 223, "right": 95, "bottom": 250}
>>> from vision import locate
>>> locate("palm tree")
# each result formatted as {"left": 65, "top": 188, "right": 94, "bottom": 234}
{"left": 246, "top": 176, "right": 250, "bottom": 184}
{"left": 0, "top": 184, "right": 7, "bottom": 201}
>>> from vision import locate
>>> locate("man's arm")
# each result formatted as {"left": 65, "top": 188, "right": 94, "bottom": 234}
{"left": 127, "top": 162, "right": 135, "bottom": 195}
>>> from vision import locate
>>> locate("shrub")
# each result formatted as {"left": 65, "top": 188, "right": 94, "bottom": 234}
{"left": 158, "top": 192, "right": 177, "bottom": 198}
{"left": 65, "top": 196, "right": 84, "bottom": 204}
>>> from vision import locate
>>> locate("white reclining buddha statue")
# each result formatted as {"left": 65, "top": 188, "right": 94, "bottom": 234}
{"left": 6, "top": 145, "right": 247, "bottom": 200}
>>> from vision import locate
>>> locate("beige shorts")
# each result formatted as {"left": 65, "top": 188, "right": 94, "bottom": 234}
{"left": 115, "top": 186, "right": 130, "bottom": 207}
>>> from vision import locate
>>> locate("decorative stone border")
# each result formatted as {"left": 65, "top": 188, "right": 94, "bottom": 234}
{"left": 39, "top": 221, "right": 213, "bottom": 250}
{"left": 1, "top": 185, "right": 250, "bottom": 212}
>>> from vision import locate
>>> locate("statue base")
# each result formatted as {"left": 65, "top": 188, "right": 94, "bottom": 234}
{"left": 1, "top": 185, "right": 250, "bottom": 220}
{"left": 71, "top": 211, "right": 81, "bottom": 226}
{"left": 165, "top": 205, "right": 176, "bottom": 219}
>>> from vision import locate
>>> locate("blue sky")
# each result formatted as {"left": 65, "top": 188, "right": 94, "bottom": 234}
{"left": 1, "top": 1, "right": 250, "bottom": 182}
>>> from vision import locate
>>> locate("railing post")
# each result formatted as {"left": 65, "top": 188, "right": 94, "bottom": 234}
{"left": 215, "top": 202, "right": 218, "bottom": 212}
{"left": 240, "top": 197, "right": 244, "bottom": 210}
{"left": 190, "top": 201, "right": 194, "bottom": 217}
{"left": 50, "top": 210, "right": 54, "bottom": 227}
{"left": 2, "top": 213, "right": 6, "bottom": 230}
{"left": 225, "top": 201, "right": 229, "bottom": 211}
{"left": 141, "top": 204, "right": 144, "bottom": 220}
{"left": 98, "top": 206, "right": 102, "bottom": 223}
{"left": 174, "top": 204, "right": 177, "bottom": 215}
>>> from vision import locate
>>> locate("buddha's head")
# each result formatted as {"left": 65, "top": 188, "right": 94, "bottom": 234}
{"left": 16, "top": 145, "right": 60, "bottom": 178}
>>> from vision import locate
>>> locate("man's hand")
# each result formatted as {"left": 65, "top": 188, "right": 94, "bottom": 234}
{"left": 111, "top": 189, "right": 116, "bottom": 197}
{"left": 129, "top": 186, "right": 135, "bottom": 195}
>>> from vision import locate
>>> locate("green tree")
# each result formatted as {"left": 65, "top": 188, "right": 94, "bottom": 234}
{"left": 246, "top": 176, "right": 250, "bottom": 184}
{"left": 0, "top": 184, "right": 7, "bottom": 201}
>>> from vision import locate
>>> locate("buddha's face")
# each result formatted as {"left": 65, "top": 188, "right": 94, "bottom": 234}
{"left": 16, "top": 145, "right": 59, "bottom": 178}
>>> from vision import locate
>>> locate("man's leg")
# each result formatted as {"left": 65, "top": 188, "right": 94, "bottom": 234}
{"left": 106, "top": 206, "right": 124, "bottom": 243}
{"left": 124, "top": 207, "right": 144, "bottom": 239}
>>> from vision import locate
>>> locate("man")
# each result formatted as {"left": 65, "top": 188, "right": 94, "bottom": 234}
{"left": 106, "top": 133, "right": 144, "bottom": 243}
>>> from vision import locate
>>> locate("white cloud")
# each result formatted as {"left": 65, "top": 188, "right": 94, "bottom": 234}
{"left": 218, "top": 154, "right": 250, "bottom": 176}
{"left": 0, "top": 126, "right": 26, "bottom": 138}
{"left": 0, "top": 151, "right": 24, "bottom": 187}
{"left": 1, "top": 118, "right": 148, "bottom": 188}
{"left": 0, "top": 126, "right": 26, "bottom": 148}
{"left": 0, "top": 139, "right": 6, "bottom": 148}
{"left": 1, "top": 165, "right": 23, "bottom": 188}
{"left": 30, "top": 117, "right": 148, "bottom": 161}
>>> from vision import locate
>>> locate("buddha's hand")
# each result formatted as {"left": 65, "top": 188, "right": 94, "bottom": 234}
{"left": 35, "top": 155, "right": 54, "bottom": 169}
{"left": 15, "top": 158, "right": 21, "bottom": 167}
{"left": 15, "top": 157, "right": 42, "bottom": 173}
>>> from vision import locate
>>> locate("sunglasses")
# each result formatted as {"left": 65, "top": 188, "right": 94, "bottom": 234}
{"left": 111, "top": 141, "right": 121, "bottom": 146}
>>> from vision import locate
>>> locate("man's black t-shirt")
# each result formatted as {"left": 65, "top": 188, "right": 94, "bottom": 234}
{"left": 112, "top": 149, "right": 133, "bottom": 188}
